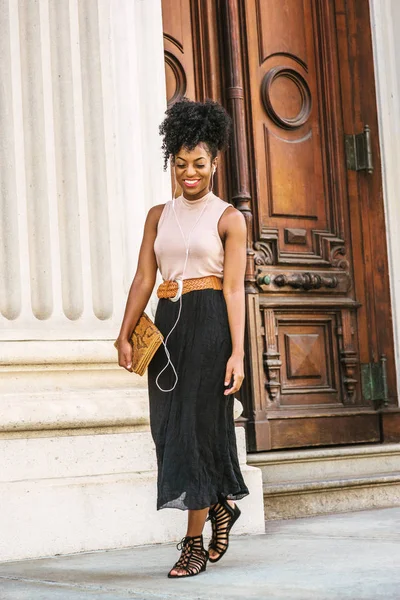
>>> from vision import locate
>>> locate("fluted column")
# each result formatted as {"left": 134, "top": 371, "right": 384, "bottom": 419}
{"left": 0, "top": 0, "right": 170, "bottom": 349}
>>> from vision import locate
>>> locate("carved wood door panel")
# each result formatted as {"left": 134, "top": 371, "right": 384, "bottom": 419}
{"left": 161, "top": 0, "right": 397, "bottom": 451}
{"left": 240, "top": 0, "right": 396, "bottom": 450}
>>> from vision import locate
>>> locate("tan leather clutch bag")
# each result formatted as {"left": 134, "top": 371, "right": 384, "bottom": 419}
{"left": 114, "top": 312, "right": 164, "bottom": 376}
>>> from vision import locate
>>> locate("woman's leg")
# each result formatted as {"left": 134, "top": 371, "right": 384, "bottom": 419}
{"left": 186, "top": 507, "right": 209, "bottom": 536}
{"left": 169, "top": 508, "right": 209, "bottom": 577}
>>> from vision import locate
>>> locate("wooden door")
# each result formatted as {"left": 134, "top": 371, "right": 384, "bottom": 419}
{"left": 161, "top": 0, "right": 398, "bottom": 451}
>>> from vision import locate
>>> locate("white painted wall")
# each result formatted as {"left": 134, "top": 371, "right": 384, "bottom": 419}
{"left": 369, "top": 0, "right": 400, "bottom": 402}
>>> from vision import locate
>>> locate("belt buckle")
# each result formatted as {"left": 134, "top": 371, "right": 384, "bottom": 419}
{"left": 169, "top": 278, "right": 183, "bottom": 302}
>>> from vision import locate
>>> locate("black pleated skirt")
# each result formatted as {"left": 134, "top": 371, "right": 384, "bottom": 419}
{"left": 147, "top": 288, "right": 250, "bottom": 511}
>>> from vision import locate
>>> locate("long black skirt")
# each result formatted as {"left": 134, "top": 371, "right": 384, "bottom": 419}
{"left": 147, "top": 288, "right": 250, "bottom": 511}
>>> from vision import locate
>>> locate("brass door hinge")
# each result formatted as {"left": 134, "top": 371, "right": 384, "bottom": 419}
{"left": 361, "top": 355, "right": 389, "bottom": 407}
{"left": 345, "top": 125, "right": 373, "bottom": 174}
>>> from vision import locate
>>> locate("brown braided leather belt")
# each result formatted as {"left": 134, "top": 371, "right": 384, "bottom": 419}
{"left": 157, "top": 275, "right": 223, "bottom": 299}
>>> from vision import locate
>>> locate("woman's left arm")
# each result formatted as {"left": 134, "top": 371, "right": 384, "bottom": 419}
{"left": 221, "top": 207, "right": 247, "bottom": 396}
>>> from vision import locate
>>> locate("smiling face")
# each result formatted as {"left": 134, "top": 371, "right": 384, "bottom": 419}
{"left": 174, "top": 143, "right": 217, "bottom": 200}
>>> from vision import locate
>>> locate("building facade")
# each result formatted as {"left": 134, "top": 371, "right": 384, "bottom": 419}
{"left": 0, "top": 0, "right": 399, "bottom": 561}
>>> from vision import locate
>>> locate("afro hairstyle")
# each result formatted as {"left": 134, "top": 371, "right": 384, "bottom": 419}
{"left": 159, "top": 97, "right": 232, "bottom": 170}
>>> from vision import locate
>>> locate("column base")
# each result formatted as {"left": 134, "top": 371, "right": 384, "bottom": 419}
{"left": 0, "top": 429, "right": 264, "bottom": 561}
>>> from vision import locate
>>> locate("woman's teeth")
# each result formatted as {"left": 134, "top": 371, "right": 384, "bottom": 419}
{"left": 184, "top": 180, "right": 200, "bottom": 187}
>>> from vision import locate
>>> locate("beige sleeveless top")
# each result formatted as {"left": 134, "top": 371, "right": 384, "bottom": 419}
{"left": 154, "top": 191, "right": 231, "bottom": 281}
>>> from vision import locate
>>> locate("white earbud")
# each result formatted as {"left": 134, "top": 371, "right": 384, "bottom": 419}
{"left": 155, "top": 193, "right": 212, "bottom": 393}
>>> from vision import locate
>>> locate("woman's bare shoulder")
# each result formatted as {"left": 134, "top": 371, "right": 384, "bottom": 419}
{"left": 219, "top": 203, "right": 246, "bottom": 229}
{"left": 148, "top": 202, "right": 167, "bottom": 216}
{"left": 146, "top": 203, "right": 168, "bottom": 226}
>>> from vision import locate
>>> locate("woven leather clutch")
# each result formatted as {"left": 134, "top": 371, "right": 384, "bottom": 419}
{"left": 114, "top": 312, "right": 164, "bottom": 376}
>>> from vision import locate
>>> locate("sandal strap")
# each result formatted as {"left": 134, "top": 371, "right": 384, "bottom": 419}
{"left": 170, "top": 535, "right": 208, "bottom": 576}
{"left": 208, "top": 501, "right": 240, "bottom": 557}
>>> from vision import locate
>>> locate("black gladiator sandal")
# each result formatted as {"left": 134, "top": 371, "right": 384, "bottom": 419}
{"left": 208, "top": 499, "right": 241, "bottom": 563}
{"left": 168, "top": 535, "right": 209, "bottom": 579}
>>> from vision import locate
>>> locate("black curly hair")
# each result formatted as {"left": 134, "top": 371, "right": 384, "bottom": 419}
{"left": 159, "top": 97, "right": 232, "bottom": 170}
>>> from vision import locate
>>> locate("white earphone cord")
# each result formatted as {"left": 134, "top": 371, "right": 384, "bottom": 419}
{"left": 155, "top": 192, "right": 212, "bottom": 393}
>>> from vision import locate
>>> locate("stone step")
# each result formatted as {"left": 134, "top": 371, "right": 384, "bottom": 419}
{"left": 248, "top": 444, "right": 400, "bottom": 520}
{"left": 0, "top": 427, "right": 265, "bottom": 561}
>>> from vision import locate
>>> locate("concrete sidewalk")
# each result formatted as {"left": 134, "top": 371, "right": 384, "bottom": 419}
{"left": 0, "top": 507, "right": 399, "bottom": 600}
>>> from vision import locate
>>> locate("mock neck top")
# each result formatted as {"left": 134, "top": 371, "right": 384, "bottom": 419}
{"left": 153, "top": 191, "right": 231, "bottom": 281}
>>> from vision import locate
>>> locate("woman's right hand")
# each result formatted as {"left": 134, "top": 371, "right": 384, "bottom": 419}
{"left": 116, "top": 339, "right": 133, "bottom": 372}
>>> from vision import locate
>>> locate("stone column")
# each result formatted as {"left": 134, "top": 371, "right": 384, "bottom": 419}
{"left": 0, "top": 0, "right": 170, "bottom": 413}
{"left": 0, "top": 0, "right": 169, "bottom": 342}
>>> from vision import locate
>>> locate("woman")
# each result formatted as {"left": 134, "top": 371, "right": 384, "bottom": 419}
{"left": 116, "top": 98, "right": 249, "bottom": 578}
